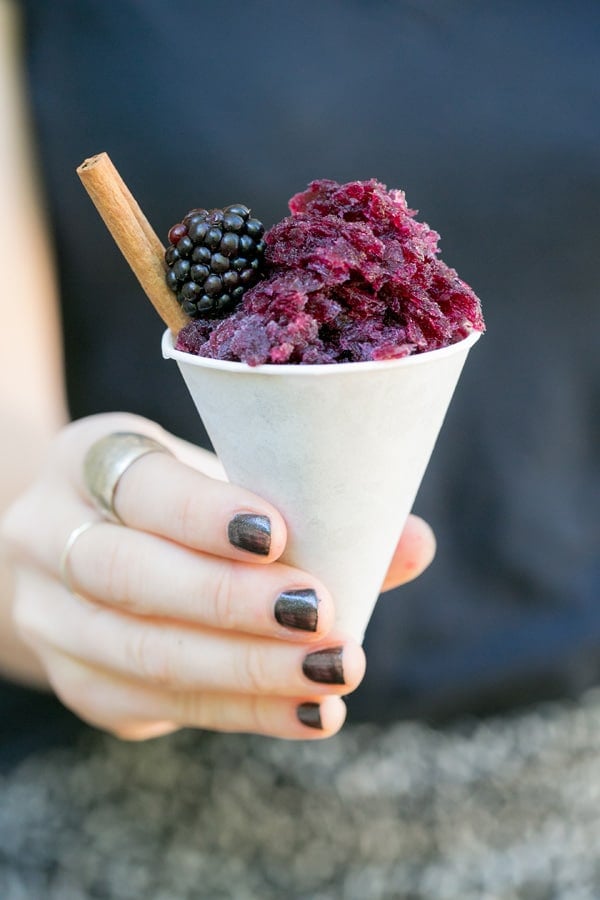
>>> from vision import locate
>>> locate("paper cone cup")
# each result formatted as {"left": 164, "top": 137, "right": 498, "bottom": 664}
{"left": 162, "top": 329, "right": 481, "bottom": 641}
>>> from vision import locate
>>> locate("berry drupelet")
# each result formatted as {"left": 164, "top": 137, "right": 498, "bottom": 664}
{"left": 164, "top": 204, "right": 266, "bottom": 318}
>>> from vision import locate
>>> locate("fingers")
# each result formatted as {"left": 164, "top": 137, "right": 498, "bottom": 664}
{"left": 58, "top": 416, "right": 287, "bottom": 562}
{"left": 381, "top": 515, "right": 436, "bottom": 591}
{"left": 63, "top": 518, "right": 335, "bottom": 640}
{"left": 4, "top": 412, "right": 436, "bottom": 744}
{"left": 17, "top": 566, "right": 352, "bottom": 739}
{"left": 108, "top": 452, "right": 287, "bottom": 561}
{"left": 16, "top": 572, "right": 366, "bottom": 699}
{"left": 6, "top": 489, "right": 335, "bottom": 640}
{"left": 37, "top": 650, "right": 347, "bottom": 741}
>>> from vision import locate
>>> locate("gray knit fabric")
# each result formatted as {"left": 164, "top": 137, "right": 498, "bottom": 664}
{"left": 2, "top": 690, "right": 600, "bottom": 900}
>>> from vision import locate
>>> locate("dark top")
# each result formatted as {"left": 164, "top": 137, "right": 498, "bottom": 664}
{"left": 4, "top": 0, "right": 599, "bottom": 764}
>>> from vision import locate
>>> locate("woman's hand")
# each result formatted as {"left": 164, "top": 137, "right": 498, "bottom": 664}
{"left": 2, "top": 412, "right": 435, "bottom": 742}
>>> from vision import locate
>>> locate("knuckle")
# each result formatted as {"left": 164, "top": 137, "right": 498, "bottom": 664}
{"left": 60, "top": 413, "right": 154, "bottom": 446}
{"left": 41, "top": 653, "right": 98, "bottom": 721}
{"left": 211, "top": 565, "right": 238, "bottom": 630}
{"left": 175, "top": 691, "right": 209, "bottom": 728}
{"left": 52, "top": 669, "right": 91, "bottom": 715}
{"left": 239, "top": 642, "right": 272, "bottom": 694}
{"left": 104, "top": 535, "right": 140, "bottom": 609}
{"left": 124, "top": 625, "right": 174, "bottom": 687}
{"left": 10, "top": 575, "right": 51, "bottom": 649}
{"left": 247, "top": 694, "right": 272, "bottom": 735}
{"left": 55, "top": 417, "right": 87, "bottom": 444}
{"left": 51, "top": 416, "right": 106, "bottom": 464}
{"left": 0, "top": 494, "right": 35, "bottom": 555}
{"left": 176, "top": 692, "right": 241, "bottom": 733}
{"left": 172, "top": 486, "right": 201, "bottom": 547}
{"left": 12, "top": 593, "right": 42, "bottom": 646}
{"left": 103, "top": 538, "right": 125, "bottom": 600}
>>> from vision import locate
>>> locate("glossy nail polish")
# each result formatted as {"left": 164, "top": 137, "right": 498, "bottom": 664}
{"left": 275, "top": 589, "right": 319, "bottom": 632}
{"left": 302, "top": 647, "right": 345, "bottom": 685}
{"left": 228, "top": 513, "right": 271, "bottom": 556}
{"left": 297, "top": 702, "right": 323, "bottom": 730}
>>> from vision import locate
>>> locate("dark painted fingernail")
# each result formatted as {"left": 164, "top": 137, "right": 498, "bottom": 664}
{"left": 297, "top": 702, "right": 323, "bottom": 730}
{"left": 302, "top": 647, "right": 345, "bottom": 685}
{"left": 275, "top": 589, "right": 319, "bottom": 632}
{"left": 228, "top": 513, "right": 271, "bottom": 556}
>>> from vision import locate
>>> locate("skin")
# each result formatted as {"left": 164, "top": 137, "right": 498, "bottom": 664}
{"left": 0, "top": 0, "right": 436, "bottom": 741}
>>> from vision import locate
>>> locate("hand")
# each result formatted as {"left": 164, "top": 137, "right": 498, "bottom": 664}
{"left": 2, "top": 412, "right": 435, "bottom": 741}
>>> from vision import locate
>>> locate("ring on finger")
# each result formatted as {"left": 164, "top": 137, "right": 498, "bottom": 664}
{"left": 83, "top": 431, "right": 173, "bottom": 524}
{"left": 59, "top": 520, "right": 98, "bottom": 595}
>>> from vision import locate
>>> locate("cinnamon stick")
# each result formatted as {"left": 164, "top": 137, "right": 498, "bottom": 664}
{"left": 77, "top": 152, "right": 188, "bottom": 334}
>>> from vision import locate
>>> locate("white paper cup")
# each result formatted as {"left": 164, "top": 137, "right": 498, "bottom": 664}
{"left": 162, "top": 329, "right": 481, "bottom": 641}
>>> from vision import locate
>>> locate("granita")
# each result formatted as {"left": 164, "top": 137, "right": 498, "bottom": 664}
{"left": 173, "top": 179, "right": 484, "bottom": 366}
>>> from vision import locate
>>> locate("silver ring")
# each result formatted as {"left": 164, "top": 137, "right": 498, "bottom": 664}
{"left": 83, "top": 432, "right": 173, "bottom": 523}
{"left": 59, "top": 520, "right": 97, "bottom": 594}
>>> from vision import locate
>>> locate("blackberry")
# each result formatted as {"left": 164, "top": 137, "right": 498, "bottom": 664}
{"left": 164, "top": 203, "right": 266, "bottom": 318}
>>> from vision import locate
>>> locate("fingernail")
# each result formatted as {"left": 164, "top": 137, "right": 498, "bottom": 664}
{"left": 297, "top": 702, "right": 323, "bottom": 730}
{"left": 302, "top": 647, "right": 345, "bottom": 685}
{"left": 228, "top": 513, "right": 271, "bottom": 556}
{"left": 275, "top": 589, "right": 319, "bottom": 632}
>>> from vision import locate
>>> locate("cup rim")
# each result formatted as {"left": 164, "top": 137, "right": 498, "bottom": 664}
{"left": 162, "top": 327, "right": 482, "bottom": 375}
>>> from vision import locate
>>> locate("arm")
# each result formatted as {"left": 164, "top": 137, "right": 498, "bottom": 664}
{"left": 0, "top": 0, "right": 68, "bottom": 686}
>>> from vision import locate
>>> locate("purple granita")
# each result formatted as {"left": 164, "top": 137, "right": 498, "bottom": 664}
{"left": 175, "top": 179, "right": 484, "bottom": 365}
